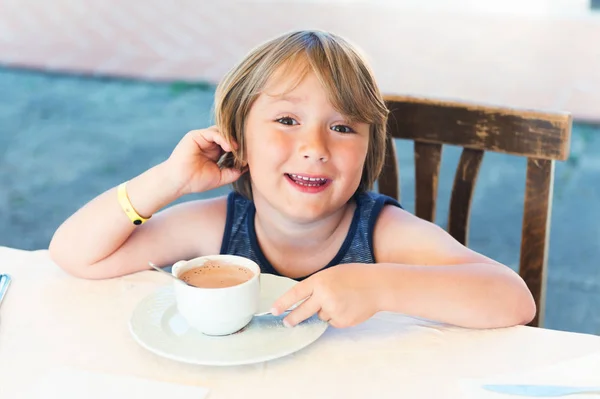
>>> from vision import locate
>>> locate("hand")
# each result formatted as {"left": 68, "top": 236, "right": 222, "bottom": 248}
{"left": 271, "top": 264, "right": 381, "bottom": 328}
{"left": 164, "top": 126, "right": 246, "bottom": 195}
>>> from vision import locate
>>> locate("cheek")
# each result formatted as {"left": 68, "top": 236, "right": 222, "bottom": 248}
{"left": 338, "top": 141, "right": 369, "bottom": 172}
{"left": 244, "top": 136, "right": 259, "bottom": 166}
{"left": 245, "top": 130, "right": 289, "bottom": 169}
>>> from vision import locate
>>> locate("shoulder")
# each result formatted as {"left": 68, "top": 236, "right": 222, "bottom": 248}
{"left": 372, "top": 204, "right": 482, "bottom": 265}
{"left": 155, "top": 193, "right": 231, "bottom": 255}
{"left": 355, "top": 191, "right": 402, "bottom": 223}
{"left": 372, "top": 203, "right": 425, "bottom": 244}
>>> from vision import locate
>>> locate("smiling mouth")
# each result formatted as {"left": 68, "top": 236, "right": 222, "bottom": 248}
{"left": 285, "top": 173, "right": 329, "bottom": 187}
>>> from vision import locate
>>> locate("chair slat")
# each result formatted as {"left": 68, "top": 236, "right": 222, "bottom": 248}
{"left": 378, "top": 134, "right": 400, "bottom": 201}
{"left": 382, "top": 95, "right": 572, "bottom": 328}
{"left": 385, "top": 95, "right": 571, "bottom": 160}
{"left": 520, "top": 158, "right": 554, "bottom": 327}
{"left": 448, "top": 148, "right": 484, "bottom": 245}
{"left": 414, "top": 141, "right": 442, "bottom": 222}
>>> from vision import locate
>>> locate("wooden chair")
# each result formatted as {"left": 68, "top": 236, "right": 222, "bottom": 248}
{"left": 378, "top": 95, "right": 572, "bottom": 327}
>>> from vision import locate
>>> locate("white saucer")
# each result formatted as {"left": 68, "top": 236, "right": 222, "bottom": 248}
{"left": 129, "top": 274, "right": 328, "bottom": 366}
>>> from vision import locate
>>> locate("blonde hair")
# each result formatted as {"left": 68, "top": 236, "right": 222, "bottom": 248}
{"left": 214, "top": 30, "right": 388, "bottom": 199}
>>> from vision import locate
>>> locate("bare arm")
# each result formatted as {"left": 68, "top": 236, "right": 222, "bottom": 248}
{"left": 49, "top": 128, "right": 243, "bottom": 279}
{"left": 49, "top": 163, "right": 228, "bottom": 279}
{"left": 273, "top": 205, "right": 535, "bottom": 329}
{"left": 372, "top": 206, "right": 536, "bottom": 328}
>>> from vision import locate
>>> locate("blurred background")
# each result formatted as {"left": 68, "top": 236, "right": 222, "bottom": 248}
{"left": 0, "top": 0, "right": 599, "bottom": 334}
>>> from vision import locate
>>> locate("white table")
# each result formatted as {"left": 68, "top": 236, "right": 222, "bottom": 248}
{"left": 1, "top": 246, "right": 600, "bottom": 398}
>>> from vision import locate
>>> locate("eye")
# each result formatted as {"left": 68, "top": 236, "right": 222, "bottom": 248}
{"left": 275, "top": 116, "right": 298, "bottom": 126}
{"left": 331, "top": 124, "right": 355, "bottom": 134}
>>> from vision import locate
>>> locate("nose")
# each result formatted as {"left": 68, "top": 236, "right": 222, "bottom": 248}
{"left": 299, "top": 126, "right": 330, "bottom": 163}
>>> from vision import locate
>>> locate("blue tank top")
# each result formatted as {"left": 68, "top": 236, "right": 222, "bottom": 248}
{"left": 220, "top": 191, "right": 402, "bottom": 280}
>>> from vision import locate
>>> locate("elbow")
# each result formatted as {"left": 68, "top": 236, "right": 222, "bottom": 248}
{"left": 49, "top": 243, "right": 125, "bottom": 281}
{"left": 51, "top": 259, "right": 105, "bottom": 280}
{"left": 474, "top": 292, "right": 536, "bottom": 330}
{"left": 515, "top": 288, "right": 537, "bottom": 326}
{"left": 505, "top": 268, "right": 538, "bottom": 327}
{"left": 48, "top": 232, "right": 75, "bottom": 275}
{"left": 495, "top": 279, "right": 537, "bottom": 328}
{"left": 473, "top": 270, "right": 537, "bottom": 329}
{"left": 48, "top": 239, "right": 72, "bottom": 274}
{"left": 48, "top": 241, "right": 97, "bottom": 280}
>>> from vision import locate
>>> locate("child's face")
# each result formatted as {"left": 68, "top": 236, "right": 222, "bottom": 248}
{"left": 244, "top": 66, "right": 370, "bottom": 222}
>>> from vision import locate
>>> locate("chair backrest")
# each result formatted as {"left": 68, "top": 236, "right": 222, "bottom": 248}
{"left": 379, "top": 95, "right": 572, "bottom": 327}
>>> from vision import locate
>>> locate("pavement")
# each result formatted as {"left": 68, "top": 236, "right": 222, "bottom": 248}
{"left": 0, "top": 1, "right": 599, "bottom": 121}
{"left": 1, "top": 67, "right": 599, "bottom": 335}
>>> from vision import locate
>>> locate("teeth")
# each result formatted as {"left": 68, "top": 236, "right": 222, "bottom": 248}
{"left": 290, "top": 174, "right": 327, "bottom": 182}
{"left": 295, "top": 181, "right": 323, "bottom": 187}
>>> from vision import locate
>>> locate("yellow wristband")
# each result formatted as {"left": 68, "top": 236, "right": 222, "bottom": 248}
{"left": 117, "top": 182, "right": 151, "bottom": 225}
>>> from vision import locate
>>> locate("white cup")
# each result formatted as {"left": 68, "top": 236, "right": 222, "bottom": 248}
{"left": 171, "top": 255, "right": 260, "bottom": 336}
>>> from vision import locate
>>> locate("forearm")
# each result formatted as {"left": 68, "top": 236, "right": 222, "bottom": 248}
{"left": 49, "top": 162, "right": 181, "bottom": 271}
{"left": 372, "top": 262, "right": 536, "bottom": 329}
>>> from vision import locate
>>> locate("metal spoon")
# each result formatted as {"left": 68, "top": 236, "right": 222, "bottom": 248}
{"left": 0, "top": 274, "right": 11, "bottom": 309}
{"left": 254, "top": 309, "right": 292, "bottom": 317}
{"left": 148, "top": 262, "right": 193, "bottom": 286}
{"left": 254, "top": 299, "right": 304, "bottom": 316}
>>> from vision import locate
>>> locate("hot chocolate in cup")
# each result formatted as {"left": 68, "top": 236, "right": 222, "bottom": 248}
{"left": 171, "top": 255, "right": 260, "bottom": 336}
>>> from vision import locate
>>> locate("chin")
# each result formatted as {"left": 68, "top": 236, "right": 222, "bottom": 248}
{"left": 281, "top": 204, "right": 329, "bottom": 224}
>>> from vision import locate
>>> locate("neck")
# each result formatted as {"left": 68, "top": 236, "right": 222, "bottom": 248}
{"left": 253, "top": 198, "right": 354, "bottom": 252}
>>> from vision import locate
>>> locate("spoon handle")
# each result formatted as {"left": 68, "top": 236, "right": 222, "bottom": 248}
{"left": 0, "top": 274, "right": 11, "bottom": 309}
{"left": 148, "top": 262, "right": 190, "bottom": 286}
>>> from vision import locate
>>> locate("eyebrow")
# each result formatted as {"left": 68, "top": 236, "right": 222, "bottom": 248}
{"left": 264, "top": 93, "right": 305, "bottom": 104}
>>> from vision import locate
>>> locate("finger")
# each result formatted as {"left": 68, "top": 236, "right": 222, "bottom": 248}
{"left": 212, "top": 133, "right": 234, "bottom": 153}
{"left": 206, "top": 131, "right": 233, "bottom": 153}
{"left": 270, "top": 279, "right": 313, "bottom": 316}
{"left": 205, "top": 127, "right": 240, "bottom": 152}
{"left": 207, "top": 126, "right": 240, "bottom": 151}
{"left": 218, "top": 167, "right": 244, "bottom": 186}
{"left": 190, "top": 129, "right": 233, "bottom": 153}
{"left": 283, "top": 295, "right": 321, "bottom": 328}
{"left": 187, "top": 130, "right": 220, "bottom": 154}
{"left": 317, "top": 309, "right": 331, "bottom": 323}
